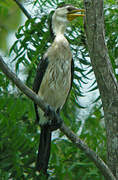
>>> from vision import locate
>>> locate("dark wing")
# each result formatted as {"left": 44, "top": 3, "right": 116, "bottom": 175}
{"left": 33, "top": 57, "right": 49, "bottom": 122}
{"left": 70, "top": 58, "right": 74, "bottom": 90}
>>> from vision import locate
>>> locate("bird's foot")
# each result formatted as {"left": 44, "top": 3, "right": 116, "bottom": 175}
{"left": 48, "top": 119, "right": 62, "bottom": 131}
{"left": 44, "top": 105, "right": 62, "bottom": 131}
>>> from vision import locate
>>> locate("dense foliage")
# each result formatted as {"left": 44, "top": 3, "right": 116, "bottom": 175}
{"left": 0, "top": 0, "right": 117, "bottom": 179}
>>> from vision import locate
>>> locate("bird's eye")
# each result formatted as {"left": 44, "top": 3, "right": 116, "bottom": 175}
{"left": 67, "top": 7, "right": 75, "bottom": 12}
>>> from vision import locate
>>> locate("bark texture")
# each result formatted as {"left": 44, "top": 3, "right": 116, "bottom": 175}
{"left": 84, "top": 0, "right": 118, "bottom": 178}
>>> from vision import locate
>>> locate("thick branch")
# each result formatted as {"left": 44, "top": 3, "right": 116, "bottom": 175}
{"left": 0, "top": 56, "right": 116, "bottom": 180}
{"left": 84, "top": 0, "right": 118, "bottom": 178}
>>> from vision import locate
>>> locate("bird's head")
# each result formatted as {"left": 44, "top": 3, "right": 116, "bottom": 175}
{"left": 51, "top": 4, "right": 85, "bottom": 35}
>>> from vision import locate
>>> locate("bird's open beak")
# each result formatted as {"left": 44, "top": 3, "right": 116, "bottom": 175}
{"left": 67, "top": 9, "right": 85, "bottom": 21}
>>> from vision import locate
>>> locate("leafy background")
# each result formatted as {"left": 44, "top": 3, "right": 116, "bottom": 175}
{"left": 0, "top": 0, "right": 118, "bottom": 179}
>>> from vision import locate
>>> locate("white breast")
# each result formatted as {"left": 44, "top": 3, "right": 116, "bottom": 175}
{"left": 39, "top": 34, "right": 72, "bottom": 111}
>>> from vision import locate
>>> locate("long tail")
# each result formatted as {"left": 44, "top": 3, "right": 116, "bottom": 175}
{"left": 36, "top": 125, "right": 51, "bottom": 175}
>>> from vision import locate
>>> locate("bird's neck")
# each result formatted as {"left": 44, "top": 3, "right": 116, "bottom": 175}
{"left": 53, "top": 25, "right": 66, "bottom": 36}
{"left": 52, "top": 19, "right": 67, "bottom": 37}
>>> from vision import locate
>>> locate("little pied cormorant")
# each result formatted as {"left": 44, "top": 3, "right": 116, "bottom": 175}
{"left": 33, "top": 4, "right": 85, "bottom": 175}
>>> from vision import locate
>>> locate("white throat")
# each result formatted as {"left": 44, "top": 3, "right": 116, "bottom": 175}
{"left": 52, "top": 14, "right": 68, "bottom": 36}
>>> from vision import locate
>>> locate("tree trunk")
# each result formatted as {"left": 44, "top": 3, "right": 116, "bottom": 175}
{"left": 84, "top": 0, "right": 118, "bottom": 179}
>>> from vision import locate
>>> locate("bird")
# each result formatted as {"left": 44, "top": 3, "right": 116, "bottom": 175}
{"left": 33, "top": 4, "right": 85, "bottom": 175}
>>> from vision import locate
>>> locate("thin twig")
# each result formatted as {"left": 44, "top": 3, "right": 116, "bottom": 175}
{"left": 13, "top": 0, "right": 32, "bottom": 19}
{"left": 0, "top": 56, "right": 116, "bottom": 180}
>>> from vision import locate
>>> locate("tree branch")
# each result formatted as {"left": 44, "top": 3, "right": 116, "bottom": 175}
{"left": 84, "top": 0, "right": 118, "bottom": 178}
{"left": 0, "top": 56, "right": 116, "bottom": 180}
{"left": 13, "top": 0, "right": 32, "bottom": 19}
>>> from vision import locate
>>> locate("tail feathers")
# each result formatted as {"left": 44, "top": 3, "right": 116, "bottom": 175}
{"left": 36, "top": 125, "right": 51, "bottom": 174}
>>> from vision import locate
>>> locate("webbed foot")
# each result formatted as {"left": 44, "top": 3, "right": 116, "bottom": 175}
{"left": 44, "top": 105, "right": 62, "bottom": 131}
